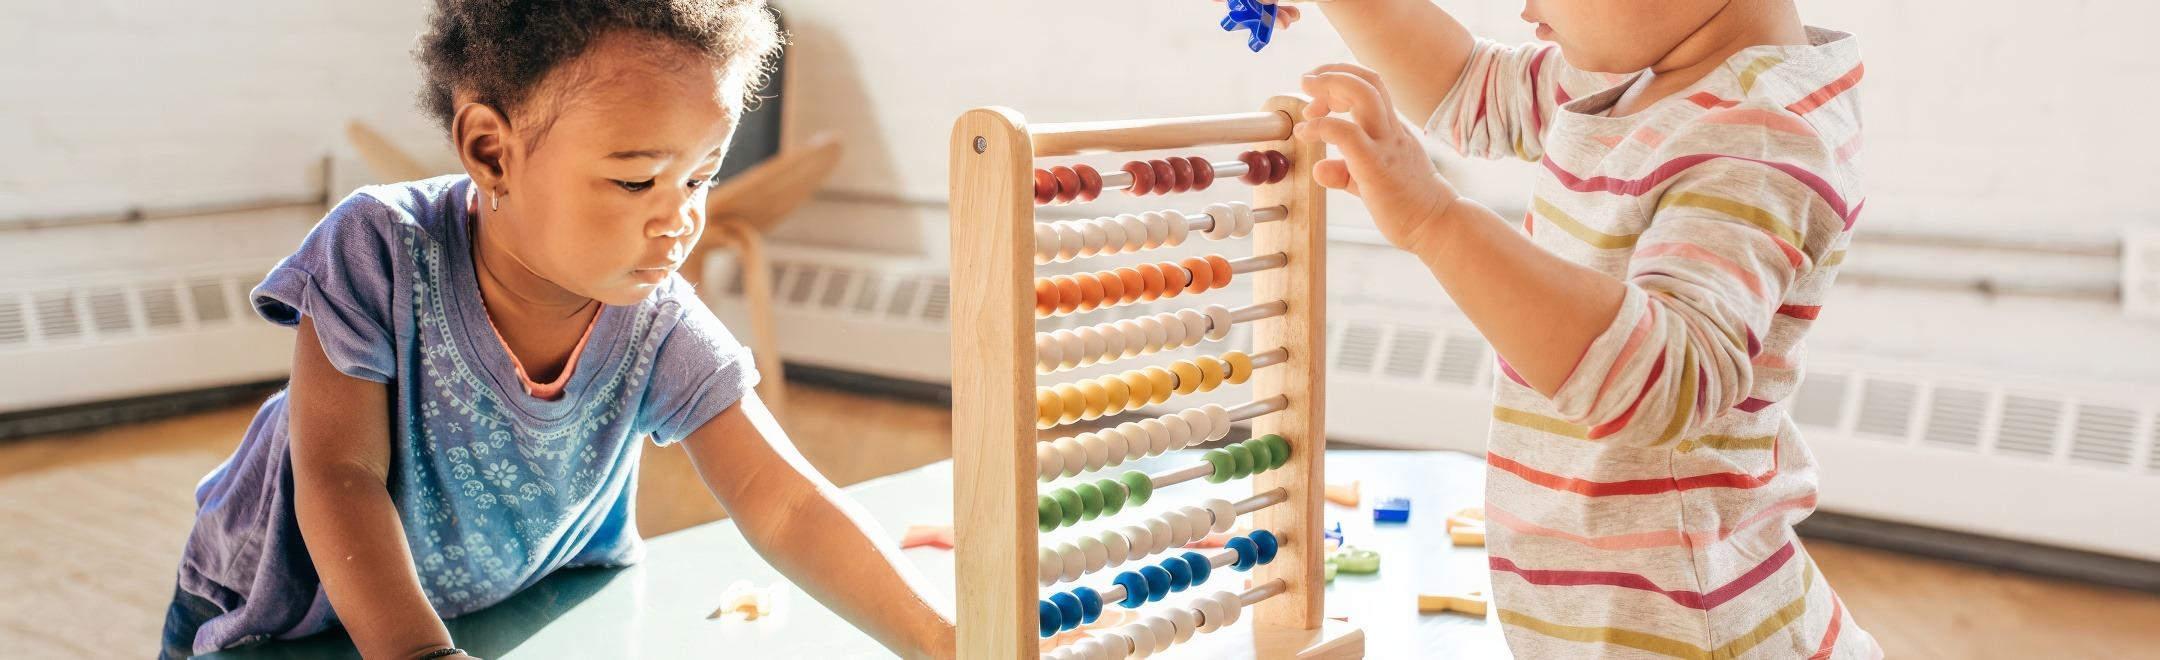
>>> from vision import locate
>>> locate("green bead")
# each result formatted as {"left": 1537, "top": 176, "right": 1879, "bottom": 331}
{"left": 1262, "top": 434, "right": 1291, "bottom": 468}
{"left": 1039, "top": 495, "right": 1061, "bottom": 532}
{"left": 1204, "top": 449, "right": 1234, "bottom": 483}
{"left": 1120, "top": 470, "right": 1154, "bottom": 506}
{"left": 1097, "top": 478, "right": 1126, "bottom": 515}
{"left": 1075, "top": 482, "right": 1104, "bottom": 520}
{"left": 1228, "top": 443, "right": 1254, "bottom": 479}
{"left": 1242, "top": 439, "right": 1273, "bottom": 473}
{"left": 1056, "top": 488, "right": 1083, "bottom": 527}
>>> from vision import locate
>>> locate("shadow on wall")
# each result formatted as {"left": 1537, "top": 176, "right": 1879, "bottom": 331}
{"left": 760, "top": 16, "right": 929, "bottom": 257}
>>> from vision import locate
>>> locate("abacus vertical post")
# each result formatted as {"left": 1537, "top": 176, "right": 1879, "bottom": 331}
{"left": 949, "top": 107, "right": 1038, "bottom": 660}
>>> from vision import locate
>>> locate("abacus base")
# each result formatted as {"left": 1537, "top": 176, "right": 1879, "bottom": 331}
{"left": 1136, "top": 619, "right": 1364, "bottom": 659}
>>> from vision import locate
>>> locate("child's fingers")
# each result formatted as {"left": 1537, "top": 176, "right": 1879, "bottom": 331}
{"left": 1300, "top": 73, "right": 1392, "bottom": 142}
{"left": 1295, "top": 116, "right": 1378, "bottom": 164}
{"left": 1278, "top": 6, "right": 1301, "bottom": 28}
{"left": 1312, "top": 159, "right": 1356, "bottom": 194}
{"left": 1305, "top": 63, "right": 1394, "bottom": 118}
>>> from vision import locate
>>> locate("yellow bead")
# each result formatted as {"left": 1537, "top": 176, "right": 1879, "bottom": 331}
{"left": 1144, "top": 367, "right": 1176, "bottom": 404}
{"left": 1224, "top": 351, "right": 1253, "bottom": 385}
{"left": 1119, "top": 370, "right": 1153, "bottom": 407}
{"left": 1037, "top": 388, "right": 1061, "bottom": 427}
{"left": 1171, "top": 360, "right": 1204, "bottom": 395}
{"left": 1057, "top": 384, "right": 1087, "bottom": 425}
{"left": 1100, "top": 375, "right": 1131, "bottom": 416}
{"left": 1078, "top": 379, "right": 1109, "bottom": 420}
{"left": 1194, "top": 355, "right": 1225, "bottom": 392}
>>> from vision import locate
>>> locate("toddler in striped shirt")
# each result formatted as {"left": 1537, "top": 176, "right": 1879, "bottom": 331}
{"left": 1263, "top": 0, "right": 1877, "bottom": 656}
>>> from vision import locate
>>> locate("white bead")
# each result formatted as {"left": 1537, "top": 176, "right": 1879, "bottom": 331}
{"left": 1116, "top": 213, "right": 1151, "bottom": 252}
{"left": 1215, "top": 591, "right": 1242, "bottom": 626}
{"left": 1116, "top": 422, "right": 1149, "bottom": 461}
{"left": 1156, "top": 414, "right": 1189, "bottom": 455}
{"left": 1056, "top": 223, "right": 1085, "bottom": 261}
{"left": 1140, "top": 211, "right": 1169, "bottom": 249}
{"left": 1161, "top": 209, "right": 1190, "bottom": 246}
{"left": 1144, "top": 613, "right": 1175, "bottom": 652}
{"left": 1194, "top": 597, "right": 1225, "bottom": 633}
{"left": 1165, "top": 607, "right": 1198, "bottom": 643}
{"left": 1037, "top": 333, "right": 1061, "bottom": 373}
{"left": 1113, "top": 319, "right": 1148, "bottom": 359}
{"left": 1080, "top": 432, "right": 1109, "bottom": 472}
{"left": 1157, "top": 313, "right": 1186, "bottom": 350}
{"left": 1096, "top": 429, "right": 1127, "bottom": 468}
{"left": 1181, "top": 506, "right": 1214, "bottom": 543}
{"left": 1233, "top": 201, "right": 1255, "bottom": 238}
{"left": 1072, "top": 637, "right": 1106, "bottom": 660}
{"left": 1036, "top": 223, "right": 1060, "bottom": 264}
{"left": 1077, "top": 534, "right": 1109, "bottom": 573}
{"left": 1038, "top": 442, "right": 1062, "bottom": 481}
{"left": 1041, "top": 547, "right": 1062, "bottom": 586}
{"left": 1098, "top": 529, "right": 1130, "bottom": 569}
{"left": 1202, "top": 404, "right": 1232, "bottom": 442}
{"left": 1176, "top": 310, "right": 1208, "bottom": 347}
{"left": 1089, "top": 633, "right": 1124, "bottom": 660}
{"left": 1137, "top": 418, "right": 1171, "bottom": 456}
{"left": 1075, "top": 326, "right": 1107, "bottom": 368}
{"left": 1056, "top": 330, "right": 1086, "bottom": 370}
{"left": 1096, "top": 218, "right": 1127, "bottom": 255}
{"left": 1202, "top": 304, "right": 1233, "bottom": 341}
{"left": 1120, "top": 624, "right": 1156, "bottom": 659}
{"left": 1121, "top": 525, "right": 1153, "bottom": 562}
{"left": 1145, "top": 518, "right": 1174, "bottom": 554}
{"left": 1097, "top": 324, "right": 1125, "bottom": 364}
{"left": 1164, "top": 509, "right": 1193, "bottom": 548}
{"left": 1203, "top": 203, "right": 1236, "bottom": 240}
{"left": 1140, "top": 315, "right": 1170, "bottom": 354}
{"left": 1060, "top": 542, "right": 1086, "bottom": 582}
{"left": 1204, "top": 498, "right": 1236, "bottom": 534}
{"left": 1176, "top": 408, "right": 1212, "bottom": 449}
{"left": 1078, "top": 220, "right": 1108, "bottom": 257}
{"left": 1054, "top": 436, "right": 1086, "bottom": 477}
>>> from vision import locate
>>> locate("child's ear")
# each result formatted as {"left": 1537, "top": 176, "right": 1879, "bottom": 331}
{"left": 451, "top": 101, "right": 513, "bottom": 195}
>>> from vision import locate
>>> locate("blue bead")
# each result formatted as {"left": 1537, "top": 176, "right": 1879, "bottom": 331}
{"left": 1226, "top": 536, "right": 1259, "bottom": 572}
{"left": 1073, "top": 586, "right": 1103, "bottom": 624}
{"left": 1051, "top": 592, "right": 1083, "bottom": 632}
{"left": 1182, "top": 551, "right": 1214, "bottom": 586}
{"left": 1114, "top": 571, "right": 1150, "bottom": 608}
{"left": 1039, "top": 600, "right": 1060, "bottom": 638}
{"left": 1250, "top": 529, "right": 1280, "bottom": 565}
{"left": 1160, "top": 556, "right": 1193, "bottom": 592}
{"left": 1139, "top": 565, "right": 1172, "bottom": 602}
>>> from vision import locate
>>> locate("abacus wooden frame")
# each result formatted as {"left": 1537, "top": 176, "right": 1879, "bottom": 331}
{"left": 948, "top": 96, "right": 1361, "bottom": 659}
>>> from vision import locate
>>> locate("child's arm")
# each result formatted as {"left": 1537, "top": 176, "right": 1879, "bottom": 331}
{"left": 1309, "top": 0, "right": 1477, "bottom": 123}
{"left": 679, "top": 393, "right": 956, "bottom": 660}
{"left": 287, "top": 317, "right": 473, "bottom": 660}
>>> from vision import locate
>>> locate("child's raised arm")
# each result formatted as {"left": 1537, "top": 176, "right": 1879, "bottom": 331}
{"left": 680, "top": 394, "right": 957, "bottom": 660}
{"left": 1306, "top": 0, "right": 1477, "bottom": 123}
{"left": 287, "top": 317, "right": 471, "bottom": 660}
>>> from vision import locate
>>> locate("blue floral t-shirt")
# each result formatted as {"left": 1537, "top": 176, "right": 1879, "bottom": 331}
{"left": 170, "top": 175, "right": 758, "bottom": 653}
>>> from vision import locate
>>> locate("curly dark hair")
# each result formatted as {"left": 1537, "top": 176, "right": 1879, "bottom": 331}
{"left": 414, "top": 0, "right": 782, "bottom": 145}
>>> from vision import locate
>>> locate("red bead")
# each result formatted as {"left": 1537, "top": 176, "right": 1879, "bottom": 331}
{"left": 1186, "top": 156, "right": 1214, "bottom": 190}
{"left": 1052, "top": 166, "right": 1081, "bottom": 204}
{"left": 1149, "top": 160, "right": 1175, "bottom": 196}
{"left": 1122, "top": 161, "right": 1155, "bottom": 196}
{"left": 1034, "top": 169, "right": 1057, "bottom": 205}
{"left": 1238, "top": 151, "right": 1268, "bottom": 185}
{"left": 1074, "top": 164, "right": 1102, "bottom": 203}
{"left": 1265, "top": 151, "right": 1291, "bottom": 183}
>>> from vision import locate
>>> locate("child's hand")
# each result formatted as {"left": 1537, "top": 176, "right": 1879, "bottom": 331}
{"left": 1209, "top": 0, "right": 1304, "bottom": 29}
{"left": 1295, "top": 63, "right": 1462, "bottom": 254}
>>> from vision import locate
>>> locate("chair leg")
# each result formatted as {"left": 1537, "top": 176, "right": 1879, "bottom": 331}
{"left": 728, "top": 225, "right": 787, "bottom": 418}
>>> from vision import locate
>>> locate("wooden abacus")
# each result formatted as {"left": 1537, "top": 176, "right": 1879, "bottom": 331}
{"left": 949, "top": 97, "right": 1364, "bottom": 659}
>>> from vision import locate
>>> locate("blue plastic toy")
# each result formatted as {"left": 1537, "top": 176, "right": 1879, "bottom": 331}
{"left": 1221, "top": 0, "right": 1279, "bottom": 52}
{"left": 1374, "top": 496, "right": 1411, "bottom": 523}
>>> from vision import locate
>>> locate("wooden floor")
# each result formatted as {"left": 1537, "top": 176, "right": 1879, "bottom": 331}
{"left": 3, "top": 382, "right": 2156, "bottom": 658}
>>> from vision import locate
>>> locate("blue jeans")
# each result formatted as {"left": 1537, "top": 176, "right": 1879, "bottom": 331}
{"left": 158, "top": 584, "right": 224, "bottom": 660}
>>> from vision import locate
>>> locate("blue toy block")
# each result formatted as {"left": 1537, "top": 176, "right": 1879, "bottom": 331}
{"left": 1373, "top": 496, "right": 1411, "bottom": 523}
{"left": 1221, "top": 0, "right": 1278, "bottom": 52}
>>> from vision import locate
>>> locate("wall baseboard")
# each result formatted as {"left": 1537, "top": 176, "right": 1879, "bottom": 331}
{"left": 1798, "top": 511, "right": 2160, "bottom": 594}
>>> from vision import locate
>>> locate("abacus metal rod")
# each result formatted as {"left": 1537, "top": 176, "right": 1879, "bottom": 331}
{"left": 1157, "top": 347, "right": 1287, "bottom": 395}
{"left": 1228, "top": 253, "right": 1288, "bottom": 275}
{"left": 1237, "top": 578, "right": 1289, "bottom": 608}
{"left": 1088, "top": 488, "right": 1290, "bottom": 605}
{"left": 1093, "top": 546, "right": 1241, "bottom": 606}
{"left": 1226, "top": 395, "right": 1288, "bottom": 423}
{"left": 1096, "top": 159, "right": 1253, "bottom": 194}
{"left": 1183, "top": 204, "right": 1286, "bottom": 232}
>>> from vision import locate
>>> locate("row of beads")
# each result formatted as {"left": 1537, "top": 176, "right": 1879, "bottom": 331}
{"left": 1033, "top": 256, "right": 1232, "bottom": 318}
{"left": 1036, "top": 306, "right": 1230, "bottom": 374}
{"left": 1037, "top": 405, "right": 1230, "bottom": 482}
{"left": 1116, "top": 156, "right": 1217, "bottom": 199}
{"left": 1038, "top": 530, "right": 1278, "bottom": 640}
{"left": 1031, "top": 151, "right": 1290, "bottom": 207}
{"left": 1032, "top": 201, "right": 1258, "bottom": 265}
{"left": 1037, "top": 435, "right": 1289, "bottom": 534}
{"left": 1039, "top": 589, "right": 1256, "bottom": 659}
{"left": 1234, "top": 150, "right": 1292, "bottom": 186}
{"left": 1035, "top": 164, "right": 1106, "bottom": 205}
{"left": 1038, "top": 495, "right": 1235, "bottom": 583}
{"left": 1035, "top": 352, "right": 1253, "bottom": 429}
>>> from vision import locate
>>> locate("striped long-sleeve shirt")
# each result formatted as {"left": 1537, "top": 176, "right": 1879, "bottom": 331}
{"left": 1427, "top": 27, "right": 1879, "bottom": 659}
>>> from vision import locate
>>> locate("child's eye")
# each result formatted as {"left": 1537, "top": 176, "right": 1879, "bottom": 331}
{"left": 615, "top": 179, "right": 655, "bottom": 193}
{"left": 688, "top": 175, "right": 719, "bottom": 190}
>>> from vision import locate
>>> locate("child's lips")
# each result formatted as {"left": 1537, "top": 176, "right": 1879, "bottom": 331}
{"left": 1535, "top": 23, "right": 1555, "bottom": 40}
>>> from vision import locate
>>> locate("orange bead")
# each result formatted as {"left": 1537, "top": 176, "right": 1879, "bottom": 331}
{"left": 1035, "top": 278, "right": 1057, "bottom": 316}
{"left": 1206, "top": 254, "right": 1234, "bottom": 288}
{"left": 1115, "top": 267, "right": 1146, "bottom": 303}
{"left": 1076, "top": 273, "right": 1104, "bottom": 311}
{"left": 1136, "top": 264, "right": 1166, "bottom": 301}
{"left": 1097, "top": 269, "right": 1125, "bottom": 305}
{"left": 1180, "top": 257, "right": 1212, "bottom": 294}
{"left": 1054, "top": 276, "right": 1082, "bottom": 315}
